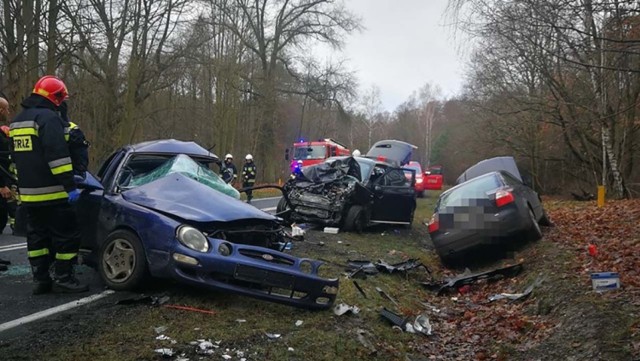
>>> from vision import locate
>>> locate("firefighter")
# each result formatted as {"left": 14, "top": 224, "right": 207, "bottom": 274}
{"left": 59, "top": 101, "right": 90, "bottom": 177}
{"left": 9, "top": 75, "right": 88, "bottom": 294}
{"left": 242, "top": 154, "right": 256, "bottom": 203}
{"left": 0, "top": 95, "right": 12, "bottom": 270}
{"left": 221, "top": 154, "right": 237, "bottom": 185}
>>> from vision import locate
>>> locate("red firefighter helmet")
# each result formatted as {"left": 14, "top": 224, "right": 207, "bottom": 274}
{"left": 32, "top": 75, "right": 69, "bottom": 107}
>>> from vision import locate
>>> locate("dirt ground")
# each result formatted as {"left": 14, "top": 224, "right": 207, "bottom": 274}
{"left": 0, "top": 198, "right": 638, "bottom": 361}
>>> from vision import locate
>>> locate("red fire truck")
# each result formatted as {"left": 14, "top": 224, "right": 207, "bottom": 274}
{"left": 287, "top": 138, "right": 351, "bottom": 173}
{"left": 424, "top": 165, "right": 444, "bottom": 190}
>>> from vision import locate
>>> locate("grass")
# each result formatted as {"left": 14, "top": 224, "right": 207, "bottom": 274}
{"left": 29, "top": 193, "right": 444, "bottom": 361}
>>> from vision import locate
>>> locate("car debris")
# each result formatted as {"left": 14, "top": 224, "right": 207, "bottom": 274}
{"left": 353, "top": 280, "right": 368, "bottom": 298}
{"left": 375, "top": 287, "right": 399, "bottom": 307}
{"left": 324, "top": 227, "right": 340, "bottom": 234}
{"left": 291, "top": 223, "right": 305, "bottom": 238}
{"left": 154, "top": 326, "right": 168, "bottom": 334}
{"left": 155, "top": 335, "right": 173, "bottom": 341}
{"left": 295, "top": 320, "right": 304, "bottom": 327}
{"left": 375, "top": 258, "right": 430, "bottom": 274}
{"left": 333, "top": 303, "right": 360, "bottom": 316}
{"left": 222, "top": 355, "right": 232, "bottom": 360}
{"left": 422, "top": 263, "right": 524, "bottom": 295}
{"left": 164, "top": 304, "right": 216, "bottom": 315}
{"left": 154, "top": 348, "right": 174, "bottom": 357}
{"left": 116, "top": 294, "right": 170, "bottom": 306}
{"left": 265, "top": 333, "right": 282, "bottom": 339}
{"left": 591, "top": 272, "right": 621, "bottom": 291}
{"left": 356, "top": 328, "right": 377, "bottom": 355}
{"left": 288, "top": 347, "right": 295, "bottom": 352}
{"left": 489, "top": 277, "right": 543, "bottom": 302}
{"left": 235, "top": 319, "right": 247, "bottom": 323}
{"left": 379, "top": 308, "right": 433, "bottom": 336}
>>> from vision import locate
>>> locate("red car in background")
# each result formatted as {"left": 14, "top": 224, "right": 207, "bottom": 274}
{"left": 405, "top": 161, "right": 426, "bottom": 197}
{"left": 425, "top": 165, "right": 444, "bottom": 190}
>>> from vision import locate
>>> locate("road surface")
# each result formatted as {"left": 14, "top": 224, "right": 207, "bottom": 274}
{"left": 0, "top": 196, "right": 281, "bottom": 339}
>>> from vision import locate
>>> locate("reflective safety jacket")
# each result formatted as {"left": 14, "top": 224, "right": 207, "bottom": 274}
{"left": 242, "top": 161, "right": 257, "bottom": 184}
{"left": 9, "top": 95, "right": 76, "bottom": 206}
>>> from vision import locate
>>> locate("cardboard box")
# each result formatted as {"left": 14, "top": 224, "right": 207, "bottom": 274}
{"left": 590, "top": 272, "right": 621, "bottom": 291}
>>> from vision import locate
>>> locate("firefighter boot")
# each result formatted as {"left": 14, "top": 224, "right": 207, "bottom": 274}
{"left": 30, "top": 257, "right": 53, "bottom": 295}
{"left": 52, "top": 260, "right": 89, "bottom": 293}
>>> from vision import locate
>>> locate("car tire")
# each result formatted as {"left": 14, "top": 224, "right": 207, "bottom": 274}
{"left": 343, "top": 205, "right": 365, "bottom": 233}
{"left": 276, "top": 197, "right": 292, "bottom": 225}
{"left": 98, "top": 229, "right": 148, "bottom": 291}
{"left": 539, "top": 210, "right": 553, "bottom": 227}
{"left": 527, "top": 207, "right": 543, "bottom": 241}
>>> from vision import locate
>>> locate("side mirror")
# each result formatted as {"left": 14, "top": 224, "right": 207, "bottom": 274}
{"left": 285, "top": 148, "right": 290, "bottom": 161}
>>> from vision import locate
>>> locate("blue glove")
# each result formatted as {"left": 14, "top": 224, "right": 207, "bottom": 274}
{"left": 68, "top": 189, "right": 81, "bottom": 204}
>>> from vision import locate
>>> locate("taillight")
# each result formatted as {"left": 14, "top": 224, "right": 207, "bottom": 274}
{"left": 427, "top": 213, "right": 439, "bottom": 233}
{"left": 495, "top": 190, "right": 515, "bottom": 207}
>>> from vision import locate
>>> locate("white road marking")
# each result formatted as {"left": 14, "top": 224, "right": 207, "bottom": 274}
{"left": 0, "top": 243, "right": 27, "bottom": 253}
{"left": 0, "top": 290, "right": 115, "bottom": 333}
{"left": 261, "top": 207, "right": 277, "bottom": 212}
{"left": 255, "top": 196, "right": 282, "bottom": 202}
{"left": 0, "top": 242, "right": 27, "bottom": 250}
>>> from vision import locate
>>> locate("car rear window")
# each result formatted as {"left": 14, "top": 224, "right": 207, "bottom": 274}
{"left": 438, "top": 174, "right": 502, "bottom": 208}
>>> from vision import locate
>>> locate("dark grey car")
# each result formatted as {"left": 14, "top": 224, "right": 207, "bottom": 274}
{"left": 428, "top": 170, "right": 551, "bottom": 263}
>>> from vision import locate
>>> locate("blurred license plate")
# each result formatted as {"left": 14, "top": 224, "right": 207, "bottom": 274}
{"left": 429, "top": 179, "right": 437, "bottom": 183}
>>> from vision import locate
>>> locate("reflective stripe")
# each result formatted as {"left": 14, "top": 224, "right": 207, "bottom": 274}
{"left": 48, "top": 157, "right": 72, "bottom": 168}
{"left": 10, "top": 120, "right": 38, "bottom": 130}
{"left": 56, "top": 253, "right": 77, "bottom": 261}
{"left": 28, "top": 248, "right": 50, "bottom": 258}
{"left": 9, "top": 128, "right": 38, "bottom": 137}
{"left": 51, "top": 164, "right": 73, "bottom": 175}
{"left": 20, "top": 192, "right": 68, "bottom": 203}
{"left": 20, "top": 185, "right": 65, "bottom": 195}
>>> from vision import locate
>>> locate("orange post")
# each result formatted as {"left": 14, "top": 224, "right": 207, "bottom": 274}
{"left": 597, "top": 186, "right": 605, "bottom": 208}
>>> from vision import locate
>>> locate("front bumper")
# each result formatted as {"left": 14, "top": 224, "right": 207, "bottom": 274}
{"left": 166, "top": 238, "right": 339, "bottom": 310}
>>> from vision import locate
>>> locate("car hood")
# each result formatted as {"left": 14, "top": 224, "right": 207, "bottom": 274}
{"left": 456, "top": 156, "right": 522, "bottom": 184}
{"left": 296, "top": 156, "right": 362, "bottom": 184}
{"left": 122, "top": 173, "right": 277, "bottom": 223}
{"left": 366, "top": 140, "right": 417, "bottom": 166}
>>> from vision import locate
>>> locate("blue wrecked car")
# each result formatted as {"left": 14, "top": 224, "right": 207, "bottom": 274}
{"left": 75, "top": 139, "right": 338, "bottom": 309}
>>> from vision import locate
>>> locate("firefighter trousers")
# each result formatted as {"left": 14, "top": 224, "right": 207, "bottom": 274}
{"left": 26, "top": 203, "right": 81, "bottom": 281}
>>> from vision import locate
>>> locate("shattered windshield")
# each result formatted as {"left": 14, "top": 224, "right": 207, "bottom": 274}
{"left": 122, "top": 154, "right": 240, "bottom": 199}
{"left": 294, "top": 145, "right": 326, "bottom": 160}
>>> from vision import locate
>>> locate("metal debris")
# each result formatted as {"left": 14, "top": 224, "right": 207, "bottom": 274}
{"left": 413, "top": 314, "right": 433, "bottom": 336}
{"left": 353, "top": 280, "right": 368, "bottom": 298}
{"left": 375, "top": 287, "right": 399, "bottom": 307}
{"left": 489, "top": 277, "right": 543, "bottom": 302}
{"left": 422, "top": 263, "right": 524, "bottom": 295}
{"left": 346, "top": 260, "right": 379, "bottom": 279}
{"left": 376, "top": 258, "right": 430, "bottom": 274}
{"left": 333, "top": 303, "right": 360, "bottom": 316}
{"left": 155, "top": 335, "right": 172, "bottom": 341}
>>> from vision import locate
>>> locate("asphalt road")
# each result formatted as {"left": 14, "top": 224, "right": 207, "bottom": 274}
{"left": 0, "top": 196, "right": 281, "bottom": 338}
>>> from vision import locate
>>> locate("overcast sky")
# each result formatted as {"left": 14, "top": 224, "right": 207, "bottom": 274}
{"left": 313, "top": 0, "right": 467, "bottom": 112}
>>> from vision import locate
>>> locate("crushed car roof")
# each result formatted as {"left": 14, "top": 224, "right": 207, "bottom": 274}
{"left": 365, "top": 140, "right": 417, "bottom": 166}
{"left": 456, "top": 156, "right": 522, "bottom": 184}
{"left": 130, "top": 139, "right": 218, "bottom": 160}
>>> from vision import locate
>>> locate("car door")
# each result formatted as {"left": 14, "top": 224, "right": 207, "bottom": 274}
{"left": 370, "top": 167, "right": 416, "bottom": 223}
{"left": 77, "top": 149, "right": 125, "bottom": 252}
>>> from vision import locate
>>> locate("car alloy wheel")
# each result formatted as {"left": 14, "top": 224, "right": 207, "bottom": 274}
{"left": 99, "top": 230, "right": 148, "bottom": 291}
{"left": 102, "top": 238, "right": 136, "bottom": 283}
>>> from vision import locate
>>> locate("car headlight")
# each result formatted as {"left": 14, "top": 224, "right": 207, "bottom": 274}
{"left": 177, "top": 225, "right": 209, "bottom": 253}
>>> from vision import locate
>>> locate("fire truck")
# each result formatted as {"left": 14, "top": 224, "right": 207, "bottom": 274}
{"left": 286, "top": 138, "right": 351, "bottom": 173}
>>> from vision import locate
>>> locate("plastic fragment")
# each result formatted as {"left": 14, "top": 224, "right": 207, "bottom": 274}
{"left": 156, "top": 334, "right": 172, "bottom": 341}
{"left": 154, "top": 326, "right": 168, "bottom": 334}
{"left": 288, "top": 347, "right": 295, "bottom": 352}
{"left": 333, "top": 303, "right": 360, "bottom": 316}
{"left": 222, "top": 355, "right": 232, "bottom": 360}
{"left": 154, "top": 348, "right": 174, "bottom": 357}
{"left": 266, "top": 333, "right": 281, "bottom": 339}
{"left": 295, "top": 320, "right": 303, "bottom": 326}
